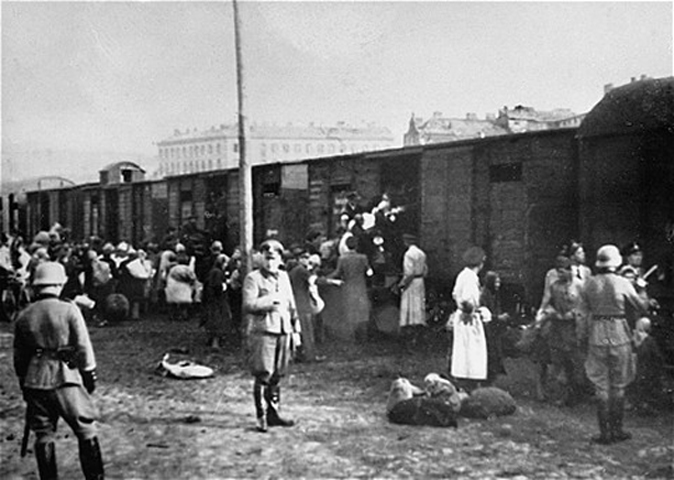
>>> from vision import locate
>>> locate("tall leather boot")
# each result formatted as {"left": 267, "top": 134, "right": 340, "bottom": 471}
{"left": 35, "top": 441, "right": 58, "bottom": 480}
{"left": 253, "top": 380, "right": 268, "bottom": 433}
{"left": 78, "top": 437, "right": 105, "bottom": 480}
{"left": 591, "top": 399, "right": 612, "bottom": 444}
{"left": 610, "top": 396, "right": 632, "bottom": 442}
{"left": 265, "top": 385, "right": 295, "bottom": 427}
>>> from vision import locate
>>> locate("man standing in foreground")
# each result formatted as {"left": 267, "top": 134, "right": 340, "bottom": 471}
{"left": 398, "top": 233, "right": 428, "bottom": 350}
{"left": 243, "top": 239, "right": 300, "bottom": 432}
{"left": 14, "top": 262, "right": 104, "bottom": 479}
{"left": 579, "top": 245, "right": 649, "bottom": 445}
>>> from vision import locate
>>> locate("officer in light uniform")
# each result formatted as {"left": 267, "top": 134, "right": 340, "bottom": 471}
{"left": 13, "top": 261, "right": 104, "bottom": 479}
{"left": 579, "top": 245, "right": 649, "bottom": 445}
{"left": 243, "top": 239, "right": 300, "bottom": 432}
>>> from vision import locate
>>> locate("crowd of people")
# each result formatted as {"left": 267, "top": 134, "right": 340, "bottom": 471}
{"left": 7, "top": 198, "right": 670, "bottom": 478}
{"left": 445, "top": 239, "right": 666, "bottom": 446}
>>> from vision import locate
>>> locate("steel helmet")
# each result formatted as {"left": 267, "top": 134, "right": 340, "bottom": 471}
{"left": 595, "top": 244, "right": 622, "bottom": 269}
{"left": 32, "top": 261, "right": 67, "bottom": 286}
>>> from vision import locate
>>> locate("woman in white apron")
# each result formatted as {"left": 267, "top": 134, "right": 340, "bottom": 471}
{"left": 448, "top": 246, "right": 491, "bottom": 391}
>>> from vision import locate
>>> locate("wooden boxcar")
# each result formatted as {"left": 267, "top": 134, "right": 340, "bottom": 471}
{"left": 17, "top": 77, "right": 672, "bottom": 312}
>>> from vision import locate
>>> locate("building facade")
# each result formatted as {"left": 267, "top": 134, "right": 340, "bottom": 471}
{"left": 404, "top": 108, "right": 585, "bottom": 146}
{"left": 156, "top": 122, "right": 396, "bottom": 177}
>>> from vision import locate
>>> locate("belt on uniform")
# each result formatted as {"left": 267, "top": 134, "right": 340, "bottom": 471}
{"left": 592, "top": 315, "right": 626, "bottom": 321}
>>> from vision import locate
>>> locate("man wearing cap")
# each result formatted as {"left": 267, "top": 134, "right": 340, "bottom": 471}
{"left": 619, "top": 242, "right": 644, "bottom": 284}
{"left": 13, "top": 262, "right": 104, "bottom": 479}
{"left": 243, "top": 239, "right": 300, "bottom": 432}
{"left": 398, "top": 233, "right": 428, "bottom": 351}
{"left": 579, "top": 245, "right": 649, "bottom": 445}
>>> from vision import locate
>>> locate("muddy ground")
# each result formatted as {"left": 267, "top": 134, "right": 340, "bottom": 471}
{"left": 1, "top": 316, "right": 672, "bottom": 480}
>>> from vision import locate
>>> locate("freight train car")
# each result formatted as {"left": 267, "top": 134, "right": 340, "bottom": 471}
{"left": 578, "top": 77, "right": 674, "bottom": 307}
{"left": 17, "top": 77, "right": 672, "bottom": 316}
{"left": 419, "top": 128, "right": 580, "bottom": 306}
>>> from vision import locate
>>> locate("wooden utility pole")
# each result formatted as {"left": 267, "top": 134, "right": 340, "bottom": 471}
{"left": 232, "top": 0, "right": 253, "bottom": 274}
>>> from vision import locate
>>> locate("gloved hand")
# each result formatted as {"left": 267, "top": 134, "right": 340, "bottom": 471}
{"left": 81, "top": 369, "right": 97, "bottom": 394}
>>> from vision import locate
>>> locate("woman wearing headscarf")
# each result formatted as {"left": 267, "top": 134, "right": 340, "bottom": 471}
{"left": 119, "top": 247, "right": 153, "bottom": 321}
{"left": 201, "top": 254, "right": 232, "bottom": 348}
{"left": 448, "top": 246, "right": 491, "bottom": 392}
{"left": 165, "top": 251, "right": 197, "bottom": 321}
{"left": 579, "top": 245, "right": 650, "bottom": 444}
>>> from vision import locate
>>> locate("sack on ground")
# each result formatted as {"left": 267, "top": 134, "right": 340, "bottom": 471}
{"left": 388, "top": 397, "right": 458, "bottom": 427}
{"left": 157, "top": 354, "right": 214, "bottom": 379}
{"left": 459, "top": 387, "right": 517, "bottom": 419}
{"left": 104, "top": 293, "right": 129, "bottom": 322}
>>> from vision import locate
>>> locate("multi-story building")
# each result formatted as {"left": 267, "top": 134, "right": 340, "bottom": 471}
{"left": 156, "top": 121, "right": 395, "bottom": 177}
{"left": 404, "top": 107, "right": 585, "bottom": 146}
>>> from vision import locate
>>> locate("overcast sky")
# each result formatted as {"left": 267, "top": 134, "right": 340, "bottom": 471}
{"left": 2, "top": 1, "right": 672, "bottom": 161}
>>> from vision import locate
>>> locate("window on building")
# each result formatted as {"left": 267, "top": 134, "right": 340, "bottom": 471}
{"left": 208, "top": 159, "right": 213, "bottom": 170}
{"left": 294, "top": 144, "right": 301, "bottom": 153}
{"left": 283, "top": 144, "right": 290, "bottom": 153}
{"left": 233, "top": 143, "right": 239, "bottom": 153}
{"left": 306, "top": 144, "right": 312, "bottom": 154}
{"left": 121, "top": 169, "right": 133, "bottom": 183}
{"left": 328, "top": 144, "right": 335, "bottom": 153}
{"left": 217, "top": 143, "right": 221, "bottom": 154}
{"left": 182, "top": 146, "right": 187, "bottom": 157}
{"left": 208, "top": 144, "right": 213, "bottom": 154}
{"left": 217, "top": 159, "right": 222, "bottom": 168}
{"left": 317, "top": 144, "right": 324, "bottom": 153}
{"left": 201, "top": 145, "right": 205, "bottom": 155}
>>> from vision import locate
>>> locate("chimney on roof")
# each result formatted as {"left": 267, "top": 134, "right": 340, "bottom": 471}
{"left": 433, "top": 111, "right": 442, "bottom": 118}
{"left": 631, "top": 77, "right": 636, "bottom": 83}
{"left": 485, "top": 113, "right": 495, "bottom": 121}
{"left": 466, "top": 113, "right": 478, "bottom": 121}
{"left": 640, "top": 74, "right": 647, "bottom": 81}
{"left": 604, "top": 83, "right": 614, "bottom": 94}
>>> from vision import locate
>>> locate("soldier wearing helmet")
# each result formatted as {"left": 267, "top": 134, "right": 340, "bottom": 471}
{"left": 579, "top": 245, "right": 650, "bottom": 445}
{"left": 13, "top": 262, "right": 104, "bottom": 479}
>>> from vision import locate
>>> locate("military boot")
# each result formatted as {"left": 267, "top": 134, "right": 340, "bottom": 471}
{"left": 78, "top": 437, "right": 105, "bottom": 480}
{"left": 253, "top": 381, "right": 268, "bottom": 433}
{"left": 265, "top": 385, "right": 295, "bottom": 427}
{"left": 610, "top": 396, "right": 632, "bottom": 442}
{"left": 36, "top": 441, "right": 58, "bottom": 480}
{"left": 591, "top": 399, "right": 612, "bottom": 444}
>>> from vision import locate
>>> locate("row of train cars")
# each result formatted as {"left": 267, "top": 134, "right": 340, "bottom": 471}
{"left": 4, "top": 77, "right": 674, "bottom": 340}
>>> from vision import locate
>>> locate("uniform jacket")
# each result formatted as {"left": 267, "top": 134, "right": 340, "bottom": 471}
{"left": 14, "top": 294, "right": 96, "bottom": 389}
{"left": 243, "top": 268, "right": 298, "bottom": 335}
{"left": 580, "top": 272, "right": 649, "bottom": 347}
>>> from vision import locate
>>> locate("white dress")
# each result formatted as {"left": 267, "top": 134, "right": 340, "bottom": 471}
{"left": 450, "top": 268, "right": 489, "bottom": 380}
{"left": 399, "top": 245, "right": 428, "bottom": 327}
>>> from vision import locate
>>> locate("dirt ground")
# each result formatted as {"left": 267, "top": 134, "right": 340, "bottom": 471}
{"left": 1, "top": 315, "right": 673, "bottom": 480}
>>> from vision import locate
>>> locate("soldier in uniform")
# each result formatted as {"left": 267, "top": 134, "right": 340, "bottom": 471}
{"left": 243, "top": 239, "right": 300, "bottom": 433}
{"left": 13, "top": 262, "right": 104, "bottom": 479}
{"left": 619, "top": 241, "right": 644, "bottom": 284}
{"left": 579, "top": 245, "right": 649, "bottom": 445}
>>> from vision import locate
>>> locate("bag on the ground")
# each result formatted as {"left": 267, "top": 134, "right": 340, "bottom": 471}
{"left": 157, "top": 354, "right": 214, "bottom": 379}
{"left": 104, "top": 293, "right": 129, "bottom": 322}
{"left": 459, "top": 387, "right": 517, "bottom": 419}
